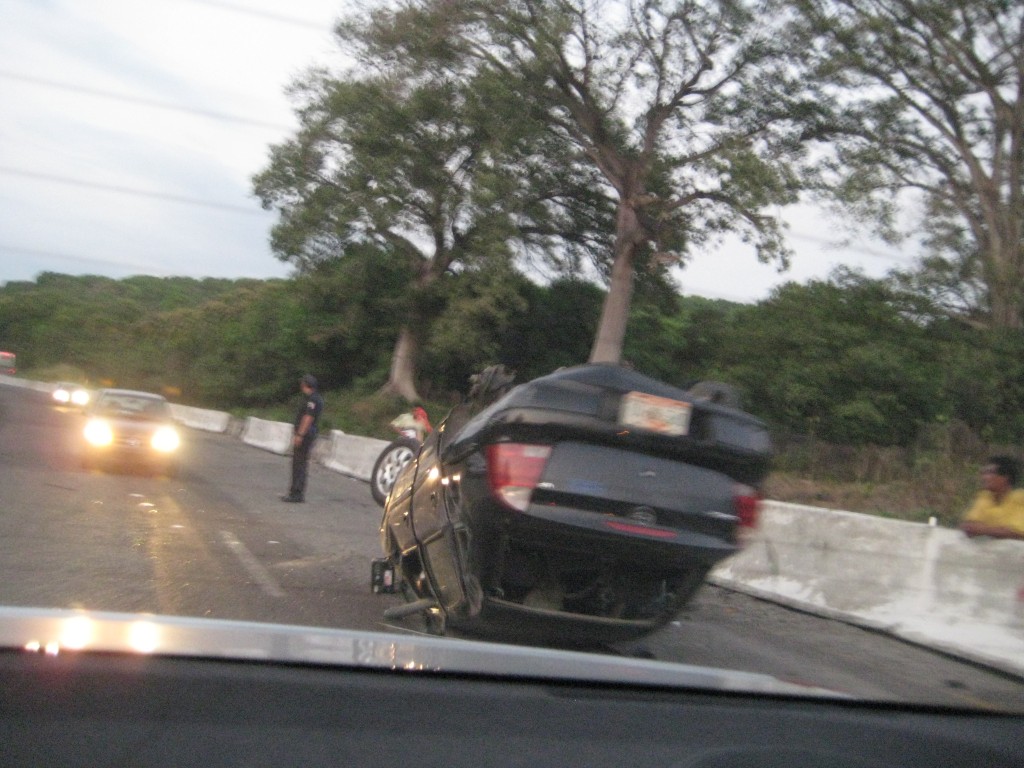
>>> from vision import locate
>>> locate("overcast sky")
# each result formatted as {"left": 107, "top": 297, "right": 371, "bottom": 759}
{"left": 0, "top": 0, "right": 918, "bottom": 304}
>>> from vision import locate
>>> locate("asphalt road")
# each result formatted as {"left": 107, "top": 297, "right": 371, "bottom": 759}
{"left": 1, "top": 383, "right": 1022, "bottom": 712}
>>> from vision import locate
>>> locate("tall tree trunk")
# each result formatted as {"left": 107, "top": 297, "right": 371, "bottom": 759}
{"left": 982, "top": 234, "right": 1024, "bottom": 330}
{"left": 382, "top": 256, "right": 445, "bottom": 403}
{"left": 589, "top": 202, "right": 643, "bottom": 364}
{"left": 989, "top": 283, "right": 1022, "bottom": 329}
{"left": 383, "top": 326, "right": 421, "bottom": 402}
{"left": 589, "top": 250, "right": 636, "bottom": 363}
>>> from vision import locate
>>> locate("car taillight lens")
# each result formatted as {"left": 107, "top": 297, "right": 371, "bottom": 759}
{"left": 486, "top": 443, "right": 552, "bottom": 512}
{"left": 734, "top": 484, "right": 761, "bottom": 530}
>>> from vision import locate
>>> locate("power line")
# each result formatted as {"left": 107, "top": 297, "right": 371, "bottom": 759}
{"left": 173, "top": 0, "right": 334, "bottom": 31}
{"left": 0, "top": 1, "right": 340, "bottom": 129}
{"left": 0, "top": 243, "right": 174, "bottom": 275}
{"left": 788, "top": 229, "right": 917, "bottom": 265}
{"left": 0, "top": 166, "right": 268, "bottom": 216}
{"left": 0, "top": 70, "right": 292, "bottom": 132}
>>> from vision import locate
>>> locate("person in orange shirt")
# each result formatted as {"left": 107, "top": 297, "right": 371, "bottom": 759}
{"left": 960, "top": 455, "right": 1024, "bottom": 541}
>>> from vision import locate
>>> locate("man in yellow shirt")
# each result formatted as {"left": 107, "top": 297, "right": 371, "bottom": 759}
{"left": 960, "top": 455, "right": 1024, "bottom": 540}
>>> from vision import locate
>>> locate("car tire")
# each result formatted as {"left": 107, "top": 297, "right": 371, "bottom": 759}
{"left": 370, "top": 436, "right": 420, "bottom": 506}
{"left": 687, "top": 380, "right": 741, "bottom": 408}
{"left": 423, "top": 606, "right": 446, "bottom": 636}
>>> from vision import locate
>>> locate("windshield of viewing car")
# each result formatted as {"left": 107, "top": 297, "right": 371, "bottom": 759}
{"left": 1, "top": 0, "right": 1023, "bottom": 718}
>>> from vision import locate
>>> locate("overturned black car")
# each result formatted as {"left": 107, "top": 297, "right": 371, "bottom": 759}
{"left": 378, "top": 364, "right": 772, "bottom": 647}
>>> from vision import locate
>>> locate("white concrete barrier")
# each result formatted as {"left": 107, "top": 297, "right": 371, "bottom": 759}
{"left": 0, "top": 374, "right": 47, "bottom": 392}
{"left": 169, "top": 403, "right": 231, "bottom": 433}
{"left": 322, "top": 430, "right": 391, "bottom": 481}
{"left": 240, "top": 416, "right": 294, "bottom": 455}
{"left": 711, "top": 501, "right": 1024, "bottom": 677}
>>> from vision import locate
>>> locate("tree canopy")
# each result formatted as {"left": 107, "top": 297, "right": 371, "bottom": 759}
{"left": 254, "top": 10, "right": 614, "bottom": 400}
{"left": 795, "top": 0, "right": 1024, "bottom": 329}
{"left": 393, "top": 0, "right": 824, "bottom": 363}
{"left": 7, "top": 266, "right": 1024, "bottom": 447}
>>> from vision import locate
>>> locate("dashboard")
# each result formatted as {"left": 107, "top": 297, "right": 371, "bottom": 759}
{"left": 2, "top": 650, "right": 1020, "bottom": 767}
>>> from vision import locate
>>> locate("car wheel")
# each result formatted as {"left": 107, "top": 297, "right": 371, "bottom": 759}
{"left": 370, "top": 436, "right": 420, "bottom": 506}
{"left": 687, "top": 380, "right": 741, "bottom": 408}
{"left": 423, "top": 606, "right": 446, "bottom": 636}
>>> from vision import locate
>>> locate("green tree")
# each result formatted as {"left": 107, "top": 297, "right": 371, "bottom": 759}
{"left": 399, "top": 0, "right": 824, "bottom": 363}
{"left": 419, "top": 263, "right": 533, "bottom": 395}
{"left": 624, "top": 293, "right": 742, "bottom": 385}
{"left": 794, "top": 0, "right": 1024, "bottom": 329}
{"left": 292, "top": 249, "right": 414, "bottom": 389}
{"left": 718, "top": 271, "right": 944, "bottom": 445}
{"left": 935, "top": 326, "right": 1024, "bottom": 444}
{"left": 158, "top": 281, "right": 308, "bottom": 407}
{"left": 501, "top": 278, "right": 605, "bottom": 381}
{"left": 254, "top": 16, "right": 612, "bottom": 401}
{"left": 0, "top": 274, "right": 142, "bottom": 381}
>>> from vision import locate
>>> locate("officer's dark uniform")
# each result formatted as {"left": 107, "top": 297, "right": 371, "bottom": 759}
{"left": 283, "top": 375, "right": 324, "bottom": 502}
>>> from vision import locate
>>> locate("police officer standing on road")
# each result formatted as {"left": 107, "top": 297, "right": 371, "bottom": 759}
{"left": 281, "top": 374, "right": 324, "bottom": 503}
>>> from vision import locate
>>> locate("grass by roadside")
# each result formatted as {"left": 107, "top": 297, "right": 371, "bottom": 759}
{"left": 763, "top": 472, "right": 978, "bottom": 527}
{"left": 761, "top": 418, "right": 1013, "bottom": 527}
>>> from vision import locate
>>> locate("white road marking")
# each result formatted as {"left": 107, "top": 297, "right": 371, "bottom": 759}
{"left": 219, "top": 530, "right": 286, "bottom": 598}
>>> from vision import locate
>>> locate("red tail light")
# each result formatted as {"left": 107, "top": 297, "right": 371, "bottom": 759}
{"left": 485, "top": 443, "right": 552, "bottom": 512}
{"left": 734, "top": 484, "right": 761, "bottom": 529}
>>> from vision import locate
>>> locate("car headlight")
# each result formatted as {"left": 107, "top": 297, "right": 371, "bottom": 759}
{"left": 84, "top": 419, "right": 113, "bottom": 447}
{"left": 71, "top": 389, "right": 90, "bottom": 406}
{"left": 151, "top": 426, "right": 180, "bottom": 453}
{"left": 53, "top": 389, "right": 70, "bottom": 404}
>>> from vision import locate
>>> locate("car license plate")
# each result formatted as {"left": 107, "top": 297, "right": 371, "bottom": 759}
{"left": 371, "top": 558, "right": 396, "bottom": 594}
{"left": 618, "top": 391, "right": 692, "bottom": 436}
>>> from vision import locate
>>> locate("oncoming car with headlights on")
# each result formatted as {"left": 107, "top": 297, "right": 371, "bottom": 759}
{"left": 81, "top": 389, "right": 182, "bottom": 475}
{"left": 51, "top": 381, "right": 90, "bottom": 409}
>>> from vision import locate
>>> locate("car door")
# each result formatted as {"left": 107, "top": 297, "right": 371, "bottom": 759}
{"left": 407, "top": 420, "right": 471, "bottom": 612}
{"left": 381, "top": 446, "right": 420, "bottom": 556}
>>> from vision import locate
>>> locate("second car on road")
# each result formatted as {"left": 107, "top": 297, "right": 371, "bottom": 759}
{"left": 81, "top": 388, "right": 182, "bottom": 476}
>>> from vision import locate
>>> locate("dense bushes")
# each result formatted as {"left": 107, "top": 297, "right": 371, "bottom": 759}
{"left": 3, "top": 267, "right": 1023, "bottom": 453}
